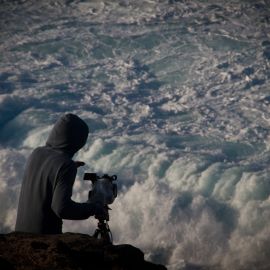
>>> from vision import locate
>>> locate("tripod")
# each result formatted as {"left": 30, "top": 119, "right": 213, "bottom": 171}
{"left": 93, "top": 219, "right": 113, "bottom": 244}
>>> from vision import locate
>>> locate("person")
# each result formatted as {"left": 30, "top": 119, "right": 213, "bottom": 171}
{"left": 15, "top": 113, "right": 106, "bottom": 234}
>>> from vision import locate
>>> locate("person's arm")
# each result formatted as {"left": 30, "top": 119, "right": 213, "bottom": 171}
{"left": 51, "top": 160, "right": 98, "bottom": 220}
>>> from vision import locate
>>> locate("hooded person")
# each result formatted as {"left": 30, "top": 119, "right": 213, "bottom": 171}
{"left": 15, "top": 113, "right": 105, "bottom": 234}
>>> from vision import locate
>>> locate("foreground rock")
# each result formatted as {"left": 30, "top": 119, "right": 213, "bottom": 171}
{"left": 0, "top": 232, "right": 166, "bottom": 270}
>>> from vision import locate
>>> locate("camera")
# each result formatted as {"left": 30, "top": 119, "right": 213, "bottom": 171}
{"left": 84, "top": 173, "right": 118, "bottom": 243}
{"left": 84, "top": 173, "right": 117, "bottom": 205}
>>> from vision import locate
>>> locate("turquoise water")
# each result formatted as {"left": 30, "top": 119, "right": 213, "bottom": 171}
{"left": 1, "top": 1, "right": 270, "bottom": 269}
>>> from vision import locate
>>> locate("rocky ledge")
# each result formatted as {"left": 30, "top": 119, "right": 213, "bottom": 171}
{"left": 0, "top": 232, "right": 166, "bottom": 270}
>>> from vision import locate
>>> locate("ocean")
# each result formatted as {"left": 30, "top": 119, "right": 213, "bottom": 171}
{"left": 0, "top": 0, "right": 270, "bottom": 269}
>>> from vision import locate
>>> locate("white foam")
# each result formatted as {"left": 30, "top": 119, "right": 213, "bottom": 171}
{"left": 22, "top": 125, "right": 52, "bottom": 149}
{"left": 0, "top": 148, "right": 26, "bottom": 232}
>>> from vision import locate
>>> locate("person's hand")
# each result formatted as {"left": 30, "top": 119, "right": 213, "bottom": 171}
{"left": 74, "top": 161, "right": 85, "bottom": 168}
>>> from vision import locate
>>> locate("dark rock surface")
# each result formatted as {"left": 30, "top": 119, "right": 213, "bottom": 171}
{"left": 0, "top": 232, "right": 167, "bottom": 270}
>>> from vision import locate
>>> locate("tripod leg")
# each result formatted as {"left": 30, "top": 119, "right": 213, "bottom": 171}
{"left": 92, "top": 220, "right": 113, "bottom": 244}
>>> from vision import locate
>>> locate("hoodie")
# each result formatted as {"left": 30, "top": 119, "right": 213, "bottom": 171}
{"left": 15, "top": 114, "right": 95, "bottom": 234}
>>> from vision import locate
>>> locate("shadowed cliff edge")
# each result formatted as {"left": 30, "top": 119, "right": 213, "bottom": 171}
{"left": 0, "top": 232, "right": 167, "bottom": 270}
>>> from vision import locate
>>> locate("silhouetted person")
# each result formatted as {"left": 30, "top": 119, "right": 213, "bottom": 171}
{"left": 15, "top": 113, "right": 105, "bottom": 234}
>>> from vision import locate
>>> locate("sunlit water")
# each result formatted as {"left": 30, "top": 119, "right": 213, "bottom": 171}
{"left": 1, "top": 0, "right": 270, "bottom": 269}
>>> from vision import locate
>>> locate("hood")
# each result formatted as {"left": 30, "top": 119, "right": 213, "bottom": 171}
{"left": 46, "top": 114, "right": 89, "bottom": 156}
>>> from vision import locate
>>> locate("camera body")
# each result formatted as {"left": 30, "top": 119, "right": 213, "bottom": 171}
{"left": 84, "top": 173, "right": 117, "bottom": 205}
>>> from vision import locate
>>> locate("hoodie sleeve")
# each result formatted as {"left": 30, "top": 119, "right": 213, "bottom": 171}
{"left": 51, "top": 160, "right": 96, "bottom": 220}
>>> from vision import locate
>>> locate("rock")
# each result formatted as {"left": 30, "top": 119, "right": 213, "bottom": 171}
{"left": 0, "top": 232, "right": 167, "bottom": 270}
